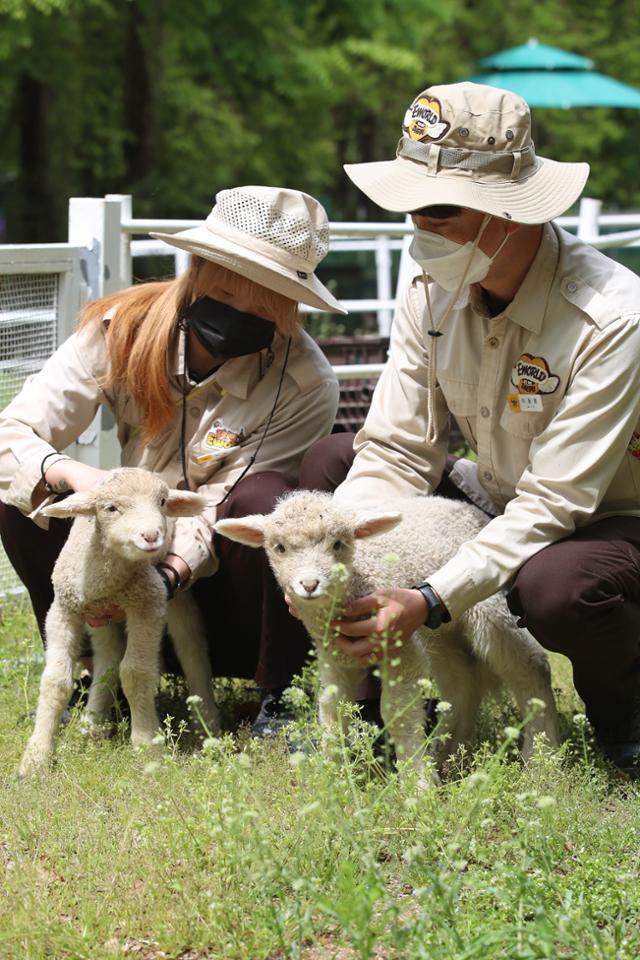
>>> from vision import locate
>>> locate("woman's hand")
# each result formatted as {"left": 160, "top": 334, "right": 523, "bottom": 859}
{"left": 45, "top": 459, "right": 110, "bottom": 493}
{"left": 284, "top": 591, "right": 301, "bottom": 620}
{"left": 333, "top": 588, "right": 428, "bottom": 666}
{"left": 84, "top": 605, "right": 126, "bottom": 628}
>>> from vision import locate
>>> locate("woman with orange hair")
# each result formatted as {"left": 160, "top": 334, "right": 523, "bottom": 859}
{"left": 0, "top": 185, "right": 343, "bottom": 735}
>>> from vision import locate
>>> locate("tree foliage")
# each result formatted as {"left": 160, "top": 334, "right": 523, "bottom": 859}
{"left": 0, "top": 0, "right": 639, "bottom": 240}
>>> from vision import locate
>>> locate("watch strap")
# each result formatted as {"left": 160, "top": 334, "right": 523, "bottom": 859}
{"left": 415, "top": 582, "right": 451, "bottom": 630}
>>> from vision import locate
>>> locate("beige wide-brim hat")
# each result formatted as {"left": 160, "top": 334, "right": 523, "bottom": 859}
{"left": 345, "top": 82, "right": 589, "bottom": 224}
{"left": 151, "top": 185, "right": 347, "bottom": 315}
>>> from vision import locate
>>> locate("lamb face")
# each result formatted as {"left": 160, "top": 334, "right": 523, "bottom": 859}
{"left": 263, "top": 518, "right": 356, "bottom": 603}
{"left": 93, "top": 478, "right": 170, "bottom": 561}
{"left": 215, "top": 490, "right": 402, "bottom": 606}
{"left": 43, "top": 468, "right": 207, "bottom": 564}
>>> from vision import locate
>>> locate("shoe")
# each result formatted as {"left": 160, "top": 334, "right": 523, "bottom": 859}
{"left": 17, "top": 673, "right": 92, "bottom": 727}
{"left": 597, "top": 737, "right": 640, "bottom": 778}
{"left": 251, "top": 689, "right": 295, "bottom": 739}
{"left": 61, "top": 672, "right": 92, "bottom": 726}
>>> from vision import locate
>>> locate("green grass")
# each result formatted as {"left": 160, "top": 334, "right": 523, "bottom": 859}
{"left": 1, "top": 599, "right": 639, "bottom": 960}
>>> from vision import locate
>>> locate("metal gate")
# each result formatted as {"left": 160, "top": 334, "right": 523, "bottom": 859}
{"left": 0, "top": 244, "right": 85, "bottom": 594}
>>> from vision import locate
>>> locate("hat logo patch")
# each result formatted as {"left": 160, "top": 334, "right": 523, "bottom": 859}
{"left": 510, "top": 354, "right": 560, "bottom": 396}
{"left": 403, "top": 96, "right": 450, "bottom": 142}
{"left": 628, "top": 430, "right": 640, "bottom": 460}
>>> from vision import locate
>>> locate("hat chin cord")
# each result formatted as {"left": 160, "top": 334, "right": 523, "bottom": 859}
{"left": 423, "top": 214, "right": 508, "bottom": 445}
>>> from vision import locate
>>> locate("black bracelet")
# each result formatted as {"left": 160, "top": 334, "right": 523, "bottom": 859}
{"left": 40, "top": 452, "right": 67, "bottom": 493}
{"left": 156, "top": 565, "right": 177, "bottom": 601}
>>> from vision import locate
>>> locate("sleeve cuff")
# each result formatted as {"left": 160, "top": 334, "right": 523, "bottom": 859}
{"left": 3, "top": 450, "right": 57, "bottom": 526}
{"left": 170, "top": 517, "right": 219, "bottom": 584}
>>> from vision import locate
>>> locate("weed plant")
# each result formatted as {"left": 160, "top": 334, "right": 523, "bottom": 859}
{"left": 1, "top": 598, "right": 639, "bottom": 959}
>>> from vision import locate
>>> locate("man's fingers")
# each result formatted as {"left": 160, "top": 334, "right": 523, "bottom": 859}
{"left": 334, "top": 615, "right": 378, "bottom": 638}
{"left": 341, "top": 593, "right": 383, "bottom": 619}
{"left": 334, "top": 634, "right": 377, "bottom": 659}
{"left": 84, "top": 606, "right": 126, "bottom": 627}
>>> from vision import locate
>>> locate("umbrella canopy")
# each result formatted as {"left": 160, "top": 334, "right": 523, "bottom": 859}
{"left": 468, "top": 38, "right": 640, "bottom": 109}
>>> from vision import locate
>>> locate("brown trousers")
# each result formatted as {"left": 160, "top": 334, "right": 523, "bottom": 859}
{"left": 299, "top": 434, "right": 640, "bottom": 739}
{"left": 0, "top": 471, "right": 312, "bottom": 692}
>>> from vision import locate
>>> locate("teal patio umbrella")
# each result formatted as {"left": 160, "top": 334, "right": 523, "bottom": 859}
{"left": 468, "top": 38, "right": 640, "bottom": 108}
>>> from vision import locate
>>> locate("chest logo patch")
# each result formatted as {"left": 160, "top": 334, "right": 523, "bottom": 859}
{"left": 204, "top": 419, "right": 245, "bottom": 450}
{"left": 510, "top": 354, "right": 560, "bottom": 396}
{"left": 403, "top": 95, "right": 450, "bottom": 142}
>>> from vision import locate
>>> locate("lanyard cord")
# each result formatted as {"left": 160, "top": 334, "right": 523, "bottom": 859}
{"left": 216, "top": 335, "right": 292, "bottom": 508}
{"left": 180, "top": 327, "right": 190, "bottom": 489}
{"left": 177, "top": 323, "right": 293, "bottom": 502}
{"left": 423, "top": 215, "right": 492, "bottom": 444}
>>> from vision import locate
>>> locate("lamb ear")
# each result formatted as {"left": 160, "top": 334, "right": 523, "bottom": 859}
{"left": 41, "top": 490, "right": 99, "bottom": 519}
{"left": 353, "top": 511, "right": 402, "bottom": 539}
{"left": 214, "top": 516, "right": 266, "bottom": 548}
{"left": 165, "top": 490, "right": 208, "bottom": 517}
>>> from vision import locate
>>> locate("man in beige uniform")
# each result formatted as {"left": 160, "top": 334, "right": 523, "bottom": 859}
{"left": 310, "top": 82, "right": 640, "bottom": 771}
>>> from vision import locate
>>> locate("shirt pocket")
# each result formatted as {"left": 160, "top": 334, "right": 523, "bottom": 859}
{"left": 498, "top": 399, "right": 556, "bottom": 439}
{"left": 440, "top": 380, "right": 478, "bottom": 448}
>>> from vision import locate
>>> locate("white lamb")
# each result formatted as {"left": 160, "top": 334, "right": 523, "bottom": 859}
{"left": 20, "top": 467, "right": 220, "bottom": 777}
{"left": 216, "top": 491, "right": 559, "bottom": 775}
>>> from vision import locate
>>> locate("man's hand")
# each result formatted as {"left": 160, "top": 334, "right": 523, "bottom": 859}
{"left": 333, "top": 588, "right": 428, "bottom": 666}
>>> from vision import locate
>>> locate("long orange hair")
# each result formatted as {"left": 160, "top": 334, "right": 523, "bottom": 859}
{"left": 78, "top": 257, "right": 299, "bottom": 441}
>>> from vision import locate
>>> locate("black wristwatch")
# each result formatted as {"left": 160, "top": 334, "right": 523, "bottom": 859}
{"left": 414, "top": 582, "right": 451, "bottom": 630}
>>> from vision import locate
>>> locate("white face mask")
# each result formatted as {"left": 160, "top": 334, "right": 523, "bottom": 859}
{"left": 409, "top": 215, "right": 507, "bottom": 292}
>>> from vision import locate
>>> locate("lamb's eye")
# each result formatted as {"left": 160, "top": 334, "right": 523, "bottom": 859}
{"left": 333, "top": 540, "right": 343, "bottom": 552}
{"left": 275, "top": 543, "right": 286, "bottom": 554}
{"left": 105, "top": 503, "right": 118, "bottom": 513}
{"left": 159, "top": 497, "right": 166, "bottom": 507}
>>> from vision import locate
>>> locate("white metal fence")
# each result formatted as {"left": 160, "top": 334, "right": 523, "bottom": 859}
{"left": 2, "top": 195, "right": 640, "bottom": 593}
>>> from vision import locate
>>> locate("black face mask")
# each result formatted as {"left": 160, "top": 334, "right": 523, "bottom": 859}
{"left": 182, "top": 295, "right": 275, "bottom": 359}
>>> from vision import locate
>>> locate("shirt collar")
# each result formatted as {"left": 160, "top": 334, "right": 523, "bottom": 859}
{"left": 504, "top": 223, "right": 559, "bottom": 333}
{"left": 467, "top": 222, "right": 559, "bottom": 333}
{"left": 171, "top": 326, "right": 277, "bottom": 400}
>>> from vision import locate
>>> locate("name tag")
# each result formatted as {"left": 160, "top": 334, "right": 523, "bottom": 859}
{"left": 508, "top": 393, "right": 543, "bottom": 413}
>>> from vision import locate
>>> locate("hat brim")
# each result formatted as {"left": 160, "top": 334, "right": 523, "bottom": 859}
{"left": 149, "top": 226, "right": 347, "bottom": 315}
{"left": 344, "top": 155, "right": 589, "bottom": 224}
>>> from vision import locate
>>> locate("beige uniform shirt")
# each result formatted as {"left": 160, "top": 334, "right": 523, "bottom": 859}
{"left": 0, "top": 319, "right": 339, "bottom": 582}
{"left": 336, "top": 224, "right": 640, "bottom": 618}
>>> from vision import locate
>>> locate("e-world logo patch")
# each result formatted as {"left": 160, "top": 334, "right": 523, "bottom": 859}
{"left": 403, "top": 95, "right": 450, "bottom": 142}
{"left": 204, "top": 419, "right": 245, "bottom": 450}
{"left": 510, "top": 354, "right": 560, "bottom": 395}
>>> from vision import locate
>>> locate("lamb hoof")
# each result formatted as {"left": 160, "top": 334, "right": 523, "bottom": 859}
{"left": 79, "top": 713, "right": 116, "bottom": 740}
{"left": 19, "top": 741, "right": 52, "bottom": 778}
{"left": 131, "top": 731, "right": 163, "bottom": 750}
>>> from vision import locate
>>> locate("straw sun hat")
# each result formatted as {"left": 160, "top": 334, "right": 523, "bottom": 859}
{"left": 344, "top": 81, "right": 589, "bottom": 224}
{"left": 150, "top": 185, "right": 346, "bottom": 314}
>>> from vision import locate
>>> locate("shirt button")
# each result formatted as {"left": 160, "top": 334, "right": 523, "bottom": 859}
{"left": 190, "top": 406, "right": 201, "bottom": 418}
{"left": 482, "top": 470, "right": 493, "bottom": 482}
{"left": 480, "top": 406, "right": 490, "bottom": 418}
{"left": 566, "top": 281, "right": 578, "bottom": 293}
{"left": 487, "top": 336, "right": 499, "bottom": 348}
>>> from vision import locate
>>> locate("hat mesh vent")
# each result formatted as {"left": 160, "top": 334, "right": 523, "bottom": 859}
{"left": 213, "top": 192, "right": 330, "bottom": 264}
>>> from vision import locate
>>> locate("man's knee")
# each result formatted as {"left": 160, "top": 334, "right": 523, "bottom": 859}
{"left": 219, "top": 471, "right": 294, "bottom": 519}
{"left": 508, "top": 540, "right": 637, "bottom": 652}
{"left": 299, "top": 432, "right": 355, "bottom": 491}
